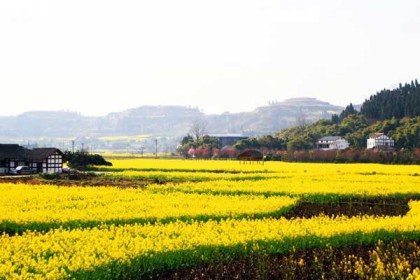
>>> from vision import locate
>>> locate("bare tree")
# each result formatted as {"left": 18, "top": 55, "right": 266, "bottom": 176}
{"left": 296, "top": 107, "right": 307, "bottom": 129}
{"left": 189, "top": 120, "right": 208, "bottom": 141}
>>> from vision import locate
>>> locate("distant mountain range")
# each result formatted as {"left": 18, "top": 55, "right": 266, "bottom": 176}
{"left": 0, "top": 98, "right": 343, "bottom": 139}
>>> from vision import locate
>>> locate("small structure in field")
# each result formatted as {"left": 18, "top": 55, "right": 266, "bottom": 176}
{"left": 237, "top": 149, "right": 264, "bottom": 164}
{"left": 0, "top": 144, "right": 64, "bottom": 174}
{"left": 367, "top": 133, "right": 395, "bottom": 150}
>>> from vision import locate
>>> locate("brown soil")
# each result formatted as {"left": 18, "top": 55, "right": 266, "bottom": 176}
{"left": 155, "top": 239, "right": 420, "bottom": 280}
{"left": 281, "top": 198, "right": 411, "bottom": 218}
{"left": 0, "top": 175, "right": 156, "bottom": 188}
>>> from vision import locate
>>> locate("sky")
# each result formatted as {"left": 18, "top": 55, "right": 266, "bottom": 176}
{"left": 1, "top": 0, "right": 420, "bottom": 116}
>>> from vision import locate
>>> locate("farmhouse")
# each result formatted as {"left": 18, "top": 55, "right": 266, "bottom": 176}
{"left": 367, "top": 133, "right": 395, "bottom": 150}
{"left": 209, "top": 134, "right": 248, "bottom": 148}
{"left": 317, "top": 136, "right": 349, "bottom": 150}
{"left": 0, "top": 144, "right": 64, "bottom": 174}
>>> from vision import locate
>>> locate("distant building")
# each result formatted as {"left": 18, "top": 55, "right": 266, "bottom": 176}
{"left": 208, "top": 134, "right": 248, "bottom": 148}
{"left": 317, "top": 136, "right": 349, "bottom": 150}
{"left": 367, "top": 133, "right": 395, "bottom": 150}
{"left": 0, "top": 144, "right": 64, "bottom": 174}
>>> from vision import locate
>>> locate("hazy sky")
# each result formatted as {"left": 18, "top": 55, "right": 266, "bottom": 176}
{"left": 1, "top": 1, "right": 420, "bottom": 116}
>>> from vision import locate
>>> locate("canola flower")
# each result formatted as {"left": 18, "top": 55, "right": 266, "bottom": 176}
{"left": 105, "top": 158, "right": 271, "bottom": 172}
{"left": 148, "top": 174, "right": 420, "bottom": 198}
{"left": 104, "top": 160, "right": 420, "bottom": 198}
{"left": 1, "top": 202, "right": 420, "bottom": 279}
{"left": 408, "top": 268, "right": 420, "bottom": 280}
{"left": 108, "top": 170, "right": 282, "bottom": 181}
{"left": 2, "top": 159, "right": 420, "bottom": 279}
{"left": 105, "top": 159, "right": 420, "bottom": 176}
{"left": 0, "top": 183, "right": 297, "bottom": 233}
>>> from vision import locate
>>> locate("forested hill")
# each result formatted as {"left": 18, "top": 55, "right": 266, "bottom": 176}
{"left": 273, "top": 80, "right": 420, "bottom": 151}
{"left": 276, "top": 115, "right": 420, "bottom": 150}
{"left": 361, "top": 80, "right": 420, "bottom": 120}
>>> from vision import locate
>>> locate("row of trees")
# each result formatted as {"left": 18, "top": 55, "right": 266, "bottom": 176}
{"left": 177, "top": 114, "right": 420, "bottom": 160}
{"left": 233, "top": 135, "right": 286, "bottom": 151}
{"left": 177, "top": 129, "right": 222, "bottom": 158}
{"left": 184, "top": 147, "right": 237, "bottom": 159}
{"left": 271, "top": 148, "right": 420, "bottom": 164}
{"left": 277, "top": 115, "right": 420, "bottom": 150}
{"left": 177, "top": 79, "right": 420, "bottom": 162}
{"left": 360, "top": 80, "right": 420, "bottom": 120}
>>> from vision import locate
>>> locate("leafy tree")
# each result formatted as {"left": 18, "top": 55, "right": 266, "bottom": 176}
{"left": 331, "top": 114, "right": 339, "bottom": 124}
{"left": 339, "top": 103, "right": 357, "bottom": 121}
{"left": 64, "top": 151, "right": 112, "bottom": 169}
{"left": 339, "top": 114, "right": 368, "bottom": 135}
{"left": 233, "top": 135, "right": 285, "bottom": 151}
{"left": 180, "top": 135, "right": 194, "bottom": 145}
{"left": 287, "top": 136, "right": 314, "bottom": 150}
{"left": 392, "top": 117, "right": 420, "bottom": 149}
{"left": 176, "top": 133, "right": 220, "bottom": 158}
{"left": 360, "top": 80, "right": 420, "bottom": 120}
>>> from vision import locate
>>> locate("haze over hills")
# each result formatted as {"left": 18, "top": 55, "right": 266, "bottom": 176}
{"left": 0, "top": 98, "right": 343, "bottom": 152}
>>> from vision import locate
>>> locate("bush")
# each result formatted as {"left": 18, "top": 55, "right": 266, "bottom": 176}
{"left": 64, "top": 151, "right": 112, "bottom": 169}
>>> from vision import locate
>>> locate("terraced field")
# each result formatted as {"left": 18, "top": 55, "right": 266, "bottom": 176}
{"left": 1, "top": 159, "right": 420, "bottom": 279}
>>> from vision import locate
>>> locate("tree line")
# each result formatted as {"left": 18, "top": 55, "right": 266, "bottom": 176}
{"left": 360, "top": 80, "right": 420, "bottom": 120}
{"left": 177, "top": 79, "right": 420, "bottom": 163}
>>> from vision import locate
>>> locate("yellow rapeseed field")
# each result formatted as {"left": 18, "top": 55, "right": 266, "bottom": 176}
{"left": 0, "top": 159, "right": 419, "bottom": 279}
{"left": 106, "top": 159, "right": 420, "bottom": 175}
{"left": 0, "top": 183, "right": 296, "bottom": 232}
{"left": 108, "top": 169, "right": 281, "bottom": 181}
{"left": 1, "top": 203, "right": 420, "bottom": 279}
{"left": 148, "top": 175, "right": 420, "bottom": 197}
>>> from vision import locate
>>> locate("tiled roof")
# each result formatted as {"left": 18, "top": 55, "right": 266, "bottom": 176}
{"left": 209, "top": 134, "right": 248, "bottom": 138}
{"left": 319, "top": 136, "right": 342, "bottom": 141}
{"left": 0, "top": 145, "right": 62, "bottom": 161}
{"left": 25, "top": 148, "right": 63, "bottom": 161}
{"left": 0, "top": 144, "right": 26, "bottom": 159}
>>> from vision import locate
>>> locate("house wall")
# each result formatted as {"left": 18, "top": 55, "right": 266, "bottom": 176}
{"left": 367, "top": 136, "right": 395, "bottom": 149}
{"left": 367, "top": 138, "right": 375, "bottom": 149}
{"left": 42, "top": 152, "right": 63, "bottom": 173}
{"left": 335, "top": 139, "right": 350, "bottom": 150}
{"left": 0, "top": 160, "right": 10, "bottom": 174}
{"left": 317, "top": 139, "right": 349, "bottom": 150}
{"left": 0, "top": 160, "right": 5, "bottom": 174}
{"left": 0, "top": 159, "right": 26, "bottom": 174}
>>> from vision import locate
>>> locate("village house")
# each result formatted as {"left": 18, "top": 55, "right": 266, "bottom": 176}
{"left": 317, "top": 136, "right": 350, "bottom": 150}
{"left": 208, "top": 134, "right": 249, "bottom": 149}
{"left": 367, "top": 133, "right": 395, "bottom": 150}
{"left": 0, "top": 144, "right": 64, "bottom": 174}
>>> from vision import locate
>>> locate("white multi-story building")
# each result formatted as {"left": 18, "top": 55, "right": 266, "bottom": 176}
{"left": 317, "top": 136, "right": 350, "bottom": 150}
{"left": 367, "top": 133, "right": 395, "bottom": 150}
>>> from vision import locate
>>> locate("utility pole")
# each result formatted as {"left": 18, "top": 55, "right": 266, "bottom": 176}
{"left": 155, "top": 138, "right": 158, "bottom": 159}
{"left": 139, "top": 145, "right": 144, "bottom": 157}
{"left": 72, "top": 140, "right": 75, "bottom": 153}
